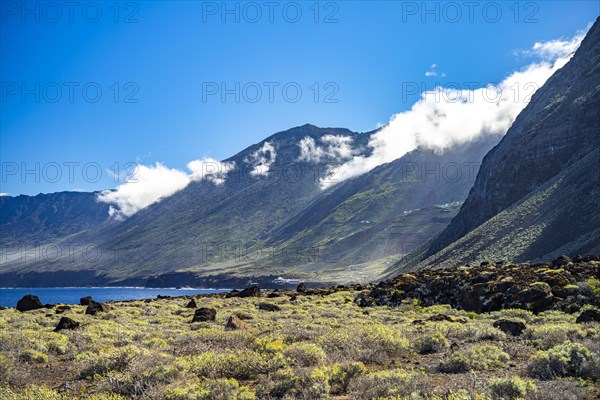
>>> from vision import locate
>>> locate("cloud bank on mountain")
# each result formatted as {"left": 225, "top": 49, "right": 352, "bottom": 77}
{"left": 245, "top": 141, "right": 277, "bottom": 177}
{"left": 298, "top": 135, "right": 355, "bottom": 163}
{"left": 317, "top": 29, "right": 587, "bottom": 189}
{"left": 98, "top": 158, "right": 235, "bottom": 219}
{"left": 98, "top": 26, "right": 589, "bottom": 216}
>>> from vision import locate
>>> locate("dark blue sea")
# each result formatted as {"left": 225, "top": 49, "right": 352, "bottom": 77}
{"left": 0, "top": 287, "right": 229, "bottom": 307}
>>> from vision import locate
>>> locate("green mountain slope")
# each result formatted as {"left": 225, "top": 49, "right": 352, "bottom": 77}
{"left": 393, "top": 148, "right": 600, "bottom": 273}
{"left": 252, "top": 135, "right": 500, "bottom": 281}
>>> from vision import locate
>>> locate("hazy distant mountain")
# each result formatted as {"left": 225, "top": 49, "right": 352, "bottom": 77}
{"left": 0, "top": 191, "right": 111, "bottom": 246}
{"left": 0, "top": 123, "right": 500, "bottom": 286}
{"left": 390, "top": 17, "right": 600, "bottom": 274}
{"left": 0, "top": 125, "right": 373, "bottom": 285}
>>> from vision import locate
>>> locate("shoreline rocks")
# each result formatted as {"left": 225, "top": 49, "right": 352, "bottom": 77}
{"left": 354, "top": 257, "right": 599, "bottom": 314}
{"left": 225, "top": 315, "right": 252, "bottom": 331}
{"left": 80, "top": 296, "right": 93, "bottom": 306}
{"left": 16, "top": 295, "right": 44, "bottom": 312}
{"left": 185, "top": 299, "right": 197, "bottom": 308}
{"left": 191, "top": 307, "right": 216, "bottom": 322}
{"left": 238, "top": 285, "right": 261, "bottom": 298}
{"left": 85, "top": 301, "right": 111, "bottom": 315}
{"left": 257, "top": 302, "right": 281, "bottom": 312}
{"left": 54, "top": 317, "right": 79, "bottom": 332}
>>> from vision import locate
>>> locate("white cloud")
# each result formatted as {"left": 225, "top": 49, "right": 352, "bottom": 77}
{"left": 0, "top": 193, "right": 9, "bottom": 197}
{"left": 98, "top": 163, "right": 190, "bottom": 219}
{"left": 298, "top": 137, "right": 320, "bottom": 162}
{"left": 425, "top": 63, "right": 446, "bottom": 77}
{"left": 525, "top": 28, "right": 588, "bottom": 60}
{"left": 531, "top": 38, "right": 581, "bottom": 59}
{"left": 425, "top": 63, "right": 438, "bottom": 77}
{"left": 298, "top": 134, "right": 355, "bottom": 163}
{"left": 320, "top": 28, "right": 586, "bottom": 189}
{"left": 98, "top": 158, "right": 236, "bottom": 219}
{"left": 188, "top": 158, "right": 236, "bottom": 185}
{"left": 245, "top": 141, "right": 277, "bottom": 176}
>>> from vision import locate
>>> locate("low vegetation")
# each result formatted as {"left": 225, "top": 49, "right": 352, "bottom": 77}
{"left": 1, "top": 261, "right": 599, "bottom": 399}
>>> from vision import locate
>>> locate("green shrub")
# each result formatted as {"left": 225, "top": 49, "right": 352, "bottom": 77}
{"left": 532, "top": 310, "right": 575, "bottom": 324}
{"left": 445, "top": 321, "right": 506, "bottom": 342}
{"left": 256, "top": 337, "right": 285, "bottom": 354}
{"left": 422, "top": 304, "right": 453, "bottom": 314}
{"left": 439, "top": 344, "right": 509, "bottom": 373}
{"left": 437, "top": 353, "right": 471, "bottom": 374}
{"left": 525, "top": 323, "right": 584, "bottom": 350}
{"left": 94, "top": 352, "right": 187, "bottom": 396}
{"left": 452, "top": 390, "right": 495, "bottom": 399}
{"left": 266, "top": 365, "right": 343, "bottom": 399}
{"left": 75, "top": 345, "right": 149, "bottom": 378}
{"left": 187, "top": 330, "right": 257, "bottom": 353}
{"left": 432, "top": 389, "right": 493, "bottom": 400}
{"left": 163, "top": 378, "right": 255, "bottom": 400}
{"left": 0, "top": 385, "right": 68, "bottom": 400}
{"left": 282, "top": 342, "right": 326, "bottom": 367}
{"left": 497, "top": 309, "right": 533, "bottom": 323}
{"left": 475, "top": 324, "right": 507, "bottom": 341}
{"left": 585, "top": 278, "right": 600, "bottom": 298}
{"left": 0, "top": 385, "right": 129, "bottom": 400}
{"left": 319, "top": 323, "right": 409, "bottom": 364}
{"left": 255, "top": 368, "right": 298, "bottom": 398}
{"left": 187, "top": 350, "right": 284, "bottom": 380}
{"left": 347, "top": 369, "right": 423, "bottom": 399}
{"left": 255, "top": 362, "right": 367, "bottom": 398}
{"left": 88, "top": 394, "right": 129, "bottom": 400}
{"left": 302, "top": 366, "right": 332, "bottom": 399}
{"left": 329, "top": 362, "right": 368, "bottom": 395}
{"left": 414, "top": 331, "right": 450, "bottom": 354}
{"left": 142, "top": 337, "right": 169, "bottom": 349}
{"left": 527, "top": 341, "right": 591, "bottom": 380}
{"left": 0, "top": 330, "right": 68, "bottom": 356}
{"left": 581, "top": 354, "right": 600, "bottom": 380}
{"left": 488, "top": 377, "right": 536, "bottom": 399}
{"left": 466, "top": 312, "right": 479, "bottom": 320}
{"left": 312, "top": 362, "right": 368, "bottom": 396}
{"left": 525, "top": 379, "right": 589, "bottom": 400}
{"left": 18, "top": 349, "right": 48, "bottom": 364}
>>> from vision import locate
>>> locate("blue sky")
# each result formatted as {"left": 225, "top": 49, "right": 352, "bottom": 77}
{"left": 1, "top": 1, "right": 598, "bottom": 196}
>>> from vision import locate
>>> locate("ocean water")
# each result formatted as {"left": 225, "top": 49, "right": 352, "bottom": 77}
{"left": 0, "top": 287, "right": 230, "bottom": 307}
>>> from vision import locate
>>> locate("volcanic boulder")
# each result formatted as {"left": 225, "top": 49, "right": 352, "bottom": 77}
{"left": 16, "top": 295, "right": 43, "bottom": 312}
{"left": 192, "top": 307, "right": 216, "bottom": 322}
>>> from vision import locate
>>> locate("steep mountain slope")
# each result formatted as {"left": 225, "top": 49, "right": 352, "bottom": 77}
{"left": 395, "top": 148, "right": 599, "bottom": 272}
{"left": 257, "top": 135, "right": 501, "bottom": 281}
{"left": 391, "top": 18, "right": 600, "bottom": 273}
